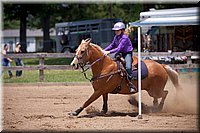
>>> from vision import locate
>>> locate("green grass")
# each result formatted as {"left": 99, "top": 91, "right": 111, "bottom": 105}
{"left": 3, "top": 70, "right": 92, "bottom": 83}
{"left": 3, "top": 58, "right": 93, "bottom": 83}
{"left": 11, "top": 58, "right": 73, "bottom": 66}
{"left": 44, "top": 58, "right": 72, "bottom": 65}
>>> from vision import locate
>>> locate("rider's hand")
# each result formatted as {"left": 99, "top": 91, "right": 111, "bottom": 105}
{"left": 103, "top": 50, "right": 110, "bottom": 56}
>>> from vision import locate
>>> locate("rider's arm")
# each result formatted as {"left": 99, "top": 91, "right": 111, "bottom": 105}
{"left": 104, "top": 36, "right": 116, "bottom": 51}
{"left": 109, "top": 38, "right": 126, "bottom": 54}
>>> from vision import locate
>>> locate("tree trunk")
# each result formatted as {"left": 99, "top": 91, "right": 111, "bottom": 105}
{"left": 20, "top": 5, "right": 27, "bottom": 53}
{"left": 143, "top": 4, "right": 155, "bottom": 11}
{"left": 42, "top": 15, "right": 51, "bottom": 52}
{"left": 109, "top": 4, "right": 113, "bottom": 18}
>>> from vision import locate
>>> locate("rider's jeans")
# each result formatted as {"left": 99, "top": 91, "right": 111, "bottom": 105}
{"left": 122, "top": 52, "right": 133, "bottom": 80}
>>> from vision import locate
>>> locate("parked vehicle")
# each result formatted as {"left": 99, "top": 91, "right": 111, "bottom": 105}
{"left": 55, "top": 18, "right": 122, "bottom": 53}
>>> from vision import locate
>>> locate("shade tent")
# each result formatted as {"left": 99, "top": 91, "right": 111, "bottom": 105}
{"left": 131, "top": 7, "right": 199, "bottom": 27}
{"left": 130, "top": 7, "right": 199, "bottom": 119}
{"left": 140, "top": 7, "right": 198, "bottom": 19}
{"left": 130, "top": 16, "right": 199, "bottom": 27}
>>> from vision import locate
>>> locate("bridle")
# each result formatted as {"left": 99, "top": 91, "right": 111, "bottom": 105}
{"left": 74, "top": 46, "right": 106, "bottom": 81}
{"left": 74, "top": 44, "right": 123, "bottom": 83}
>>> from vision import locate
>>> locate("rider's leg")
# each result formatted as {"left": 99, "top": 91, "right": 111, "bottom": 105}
{"left": 124, "top": 52, "right": 137, "bottom": 93}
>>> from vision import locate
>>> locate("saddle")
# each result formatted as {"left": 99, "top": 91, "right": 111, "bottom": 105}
{"left": 114, "top": 53, "right": 148, "bottom": 80}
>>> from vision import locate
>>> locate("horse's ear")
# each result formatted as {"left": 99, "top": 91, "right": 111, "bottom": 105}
{"left": 81, "top": 39, "right": 86, "bottom": 44}
{"left": 85, "top": 38, "right": 92, "bottom": 44}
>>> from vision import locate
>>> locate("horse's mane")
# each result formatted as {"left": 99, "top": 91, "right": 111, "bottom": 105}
{"left": 89, "top": 42, "right": 113, "bottom": 62}
{"left": 90, "top": 43, "right": 104, "bottom": 53}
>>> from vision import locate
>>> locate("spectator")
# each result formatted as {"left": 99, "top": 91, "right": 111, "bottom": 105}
{"left": 2, "top": 44, "right": 13, "bottom": 78}
{"left": 14, "top": 42, "right": 24, "bottom": 77}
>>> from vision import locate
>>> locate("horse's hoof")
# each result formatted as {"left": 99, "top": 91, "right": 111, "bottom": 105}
{"left": 100, "top": 110, "right": 107, "bottom": 115}
{"left": 152, "top": 108, "right": 158, "bottom": 113}
{"left": 152, "top": 107, "right": 161, "bottom": 113}
{"left": 68, "top": 112, "right": 78, "bottom": 116}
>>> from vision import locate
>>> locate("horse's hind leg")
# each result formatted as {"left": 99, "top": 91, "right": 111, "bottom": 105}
{"left": 101, "top": 93, "right": 108, "bottom": 114}
{"left": 153, "top": 98, "right": 158, "bottom": 108}
{"left": 158, "top": 90, "right": 168, "bottom": 111}
{"left": 152, "top": 98, "right": 159, "bottom": 112}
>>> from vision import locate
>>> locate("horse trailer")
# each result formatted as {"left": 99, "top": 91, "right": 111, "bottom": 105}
{"left": 55, "top": 18, "right": 122, "bottom": 53}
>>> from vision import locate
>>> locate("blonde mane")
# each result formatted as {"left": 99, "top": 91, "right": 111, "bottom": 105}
{"left": 90, "top": 43, "right": 104, "bottom": 53}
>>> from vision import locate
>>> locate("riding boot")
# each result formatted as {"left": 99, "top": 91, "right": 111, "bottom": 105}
{"left": 128, "top": 78, "right": 137, "bottom": 93}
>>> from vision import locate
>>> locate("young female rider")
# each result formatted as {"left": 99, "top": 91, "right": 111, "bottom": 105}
{"left": 103, "top": 22, "right": 137, "bottom": 93}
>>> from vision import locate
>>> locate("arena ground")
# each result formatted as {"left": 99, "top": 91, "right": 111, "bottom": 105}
{"left": 2, "top": 72, "right": 199, "bottom": 132}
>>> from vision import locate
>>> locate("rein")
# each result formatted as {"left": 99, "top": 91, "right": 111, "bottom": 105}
{"left": 78, "top": 54, "right": 106, "bottom": 81}
{"left": 81, "top": 54, "right": 106, "bottom": 73}
{"left": 78, "top": 54, "right": 122, "bottom": 82}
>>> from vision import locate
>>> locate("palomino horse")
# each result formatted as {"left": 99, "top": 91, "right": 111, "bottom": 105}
{"left": 69, "top": 39, "right": 182, "bottom": 116}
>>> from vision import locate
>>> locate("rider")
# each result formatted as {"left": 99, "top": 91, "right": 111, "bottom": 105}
{"left": 103, "top": 22, "right": 137, "bottom": 93}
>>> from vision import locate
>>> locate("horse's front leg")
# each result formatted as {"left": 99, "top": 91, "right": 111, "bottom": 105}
{"left": 101, "top": 93, "right": 108, "bottom": 114}
{"left": 68, "top": 90, "right": 102, "bottom": 116}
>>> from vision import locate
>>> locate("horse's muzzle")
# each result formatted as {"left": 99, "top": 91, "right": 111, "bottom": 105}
{"left": 71, "top": 63, "right": 79, "bottom": 69}
{"left": 71, "top": 57, "right": 79, "bottom": 69}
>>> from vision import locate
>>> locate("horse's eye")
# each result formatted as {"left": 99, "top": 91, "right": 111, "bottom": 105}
{"left": 81, "top": 51, "right": 85, "bottom": 54}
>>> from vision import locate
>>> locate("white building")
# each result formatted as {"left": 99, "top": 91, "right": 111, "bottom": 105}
{"left": 2, "top": 28, "right": 56, "bottom": 52}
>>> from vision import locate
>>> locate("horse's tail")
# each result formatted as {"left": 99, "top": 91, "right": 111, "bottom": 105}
{"left": 162, "top": 64, "right": 183, "bottom": 91}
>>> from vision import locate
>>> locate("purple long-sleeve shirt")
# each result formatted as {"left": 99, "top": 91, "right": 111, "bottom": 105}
{"left": 104, "top": 33, "right": 133, "bottom": 54}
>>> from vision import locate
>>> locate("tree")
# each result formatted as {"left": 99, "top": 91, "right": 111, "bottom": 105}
{"left": 27, "top": 4, "right": 68, "bottom": 52}
{"left": 19, "top": 4, "right": 28, "bottom": 53}
{"left": 8, "top": 3, "right": 193, "bottom": 53}
{"left": 3, "top": 4, "right": 29, "bottom": 52}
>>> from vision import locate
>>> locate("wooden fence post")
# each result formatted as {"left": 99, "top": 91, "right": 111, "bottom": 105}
{"left": 39, "top": 54, "right": 45, "bottom": 82}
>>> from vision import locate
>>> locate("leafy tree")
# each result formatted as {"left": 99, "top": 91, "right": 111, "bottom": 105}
{"left": 3, "top": 4, "right": 29, "bottom": 52}
{"left": 3, "top": 3, "right": 197, "bottom": 53}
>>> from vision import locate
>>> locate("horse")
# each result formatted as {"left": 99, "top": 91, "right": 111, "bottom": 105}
{"left": 69, "top": 38, "right": 182, "bottom": 116}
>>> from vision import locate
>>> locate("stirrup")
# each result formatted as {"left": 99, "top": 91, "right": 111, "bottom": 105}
{"left": 129, "top": 86, "right": 137, "bottom": 93}
{"left": 128, "top": 81, "right": 137, "bottom": 93}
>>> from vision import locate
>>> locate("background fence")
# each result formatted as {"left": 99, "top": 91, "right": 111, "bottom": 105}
{"left": 3, "top": 51, "right": 199, "bottom": 82}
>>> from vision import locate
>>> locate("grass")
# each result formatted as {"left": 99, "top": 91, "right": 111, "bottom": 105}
{"left": 10, "top": 58, "right": 73, "bottom": 66}
{"left": 3, "top": 58, "right": 93, "bottom": 83}
{"left": 2, "top": 70, "right": 92, "bottom": 83}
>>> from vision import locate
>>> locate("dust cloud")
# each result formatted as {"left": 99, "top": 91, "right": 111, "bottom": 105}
{"left": 129, "top": 72, "right": 199, "bottom": 114}
{"left": 163, "top": 81, "right": 198, "bottom": 114}
{"left": 163, "top": 72, "right": 198, "bottom": 114}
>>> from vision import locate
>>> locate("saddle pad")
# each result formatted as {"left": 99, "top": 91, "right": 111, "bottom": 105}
{"left": 132, "top": 61, "right": 148, "bottom": 80}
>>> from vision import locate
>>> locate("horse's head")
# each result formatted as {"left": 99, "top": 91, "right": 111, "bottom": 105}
{"left": 70, "top": 38, "right": 92, "bottom": 69}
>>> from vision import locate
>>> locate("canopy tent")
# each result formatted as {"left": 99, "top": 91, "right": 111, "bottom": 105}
{"left": 130, "top": 16, "right": 199, "bottom": 27}
{"left": 131, "top": 7, "right": 199, "bottom": 27}
{"left": 140, "top": 7, "right": 198, "bottom": 19}
{"left": 130, "top": 7, "right": 199, "bottom": 119}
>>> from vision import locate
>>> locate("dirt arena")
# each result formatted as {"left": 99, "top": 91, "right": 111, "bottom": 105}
{"left": 2, "top": 73, "right": 199, "bottom": 132}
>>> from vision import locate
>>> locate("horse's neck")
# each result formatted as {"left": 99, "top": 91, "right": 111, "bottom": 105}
{"left": 89, "top": 45, "right": 114, "bottom": 76}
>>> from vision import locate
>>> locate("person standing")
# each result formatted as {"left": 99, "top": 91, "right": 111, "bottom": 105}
{"left": 14, "top": 42, "right": 24, "bottom": 77}
{"left": 2, "top": 44, "right": 13, "bottom": 78}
